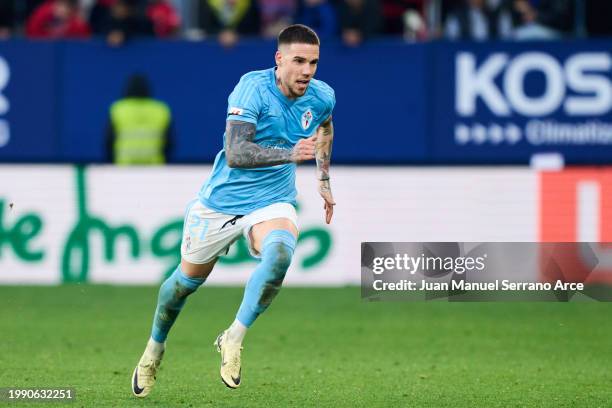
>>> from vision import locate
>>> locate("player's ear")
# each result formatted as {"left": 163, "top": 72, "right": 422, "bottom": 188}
{"left": 275, "top": 50, "right": 282, "bottom": 67}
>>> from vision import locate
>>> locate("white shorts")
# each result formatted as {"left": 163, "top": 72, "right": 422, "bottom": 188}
{"left": 180, "top": 200, "right": 299, "bottom": 264}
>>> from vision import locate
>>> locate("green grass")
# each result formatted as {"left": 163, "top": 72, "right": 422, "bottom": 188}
{"left": 1, "top": 286, "right": 611, "bottom": 407}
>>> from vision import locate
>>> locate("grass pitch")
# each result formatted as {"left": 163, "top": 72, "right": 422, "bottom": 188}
{"left": 1, "top": 285, "right": 611, "bottom": 407}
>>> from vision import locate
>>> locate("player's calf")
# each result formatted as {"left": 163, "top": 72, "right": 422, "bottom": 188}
{"left": 132, "top": 265, "right": 205, "bottom": 397}
{"left": 151, "top": 266, "right": 206, "bottom": 343}
{"left": 215, "top": 229, "right": 296, "bottom": 388}
{"left": 236, "top": 229, "right": 296, "bottom": 328}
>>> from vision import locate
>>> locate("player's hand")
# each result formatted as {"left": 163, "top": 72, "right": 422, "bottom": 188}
{"left": 290, "top": 135, "right": 317, "bottom": 163}
{"left": 318, "top": 179, "right": 335, "bottom": 224}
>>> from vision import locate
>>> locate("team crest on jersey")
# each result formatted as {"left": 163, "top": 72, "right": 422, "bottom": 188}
{"left": 301, "top": 109, "right": 314, "bottom": 130}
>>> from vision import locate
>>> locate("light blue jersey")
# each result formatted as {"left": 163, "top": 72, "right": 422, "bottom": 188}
{"left": 199, "top": 68, "right": 335, "bottom": 215}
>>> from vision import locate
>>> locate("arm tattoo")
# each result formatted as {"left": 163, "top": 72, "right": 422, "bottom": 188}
{"left": 315, "top": 118, "right": 333, "bottom": 180}
{"left": 224, "top": 120, "right": 292, "bottom": 168}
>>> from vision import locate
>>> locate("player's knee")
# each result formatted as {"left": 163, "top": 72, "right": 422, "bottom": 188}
{"left": 261, "top": 240, "right": 294, "bottom": 286}
{"left": 159, "top": 267, "right": 205, "bottom": 303}
{"left": 266, "top": 242, "right": 293, "bottom": 279}
{"left": 260, "top": 229, "right": 296, "bottom": 283}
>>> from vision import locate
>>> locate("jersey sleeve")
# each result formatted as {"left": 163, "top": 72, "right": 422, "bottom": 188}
{"left": 226, "top": 75, "right": 263, "bottom": 125}
{"left": 321, "top": 86, "right": 336, "bottom": 122}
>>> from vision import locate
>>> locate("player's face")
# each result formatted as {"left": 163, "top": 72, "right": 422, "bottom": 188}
{"left": 275, "top": 43, "right": 320, "bottom": 98}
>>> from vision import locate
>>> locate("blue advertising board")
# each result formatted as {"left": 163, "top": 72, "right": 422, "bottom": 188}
{"left": 0, "top": 41, "right": 58, "bottom": 161}
{"left": 0, "top": 39, "right": 611, "bottom": 164}
{"left": 59, "top": 39, "right": 428, "bottom": 163}
{"left": 429, "top": 40, "right": 612, "bottom": 163}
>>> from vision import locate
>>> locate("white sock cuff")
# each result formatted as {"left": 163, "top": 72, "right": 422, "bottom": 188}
{"left": 227, "top": 319, "right": 248, "bottom": 344}
{"left": 147, "top": 337, "right": 166, "bottom": 354}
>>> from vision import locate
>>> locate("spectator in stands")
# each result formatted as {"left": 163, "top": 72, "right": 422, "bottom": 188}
{"left": 444, "top": 0, "right": 512, "bottom": 41}
{"left": 509, "top": 0, "right": 575, "bottom": 40}
{"left": 339, "top": 0, "right": 381, "bottom": 47}
{"left": 258, "top": 0, "right": 296, "bottom": 38}
{"left": 107, "top": 74, "right": 173, "bottom": 165}
{"left": 296, "top": 0, "right": 337, "bottom": 39}
{"left": 168, "top": 0, "right": 194, "bottom": 33}
{"left": 0, "top": 1, "right": 15, "bottom": 38}
{"left": 89, "top": 0, "right": 114, "bottom": 34}
{"left": 586, "top": 0, "right": 612, "bottom": 37}
{"left": 19, "top": 0, "right": 45, "bottom": 27}
{"left": 146, "top": 0, "right": 181, "bottom": 37}
{"left": 89, "top": 0, "right": 111, "bottom": 34}
{"left": 198, "top": 0, "right": 260, "bottom": 47}
{"left": 91, "top": 0, "right": 154, "bottom": 46}
{"left": 402, "top": 8, "right": 427, "bottom": 41}
{"left": 381, "top": 0, "right": 425, "bottom": 36}
{"left": 26, "top": 0, "right": 91, "bottom": 39}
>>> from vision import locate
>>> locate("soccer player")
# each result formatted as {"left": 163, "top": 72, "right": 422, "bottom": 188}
{"left": 132, "top": 24, "right": 335, "bottom": 396}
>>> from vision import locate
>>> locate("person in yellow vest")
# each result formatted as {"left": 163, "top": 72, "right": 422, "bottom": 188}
{"left": 107, "top": 74, "right": 173, "bottom": 165}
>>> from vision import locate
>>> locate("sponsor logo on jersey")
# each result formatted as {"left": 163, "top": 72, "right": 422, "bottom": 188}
{"left": 229, "top": 107, "right": 244, "bottom": 116}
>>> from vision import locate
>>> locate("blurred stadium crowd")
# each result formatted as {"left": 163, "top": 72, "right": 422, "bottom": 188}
{"left": 0, "top": 0, "right": 609, "bottom": 47}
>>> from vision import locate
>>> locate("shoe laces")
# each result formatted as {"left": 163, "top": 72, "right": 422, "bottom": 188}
{"left": 224, "top": 343, "right": 243, "bottom": 367}
{"left": 230, "top": 348, "right": 242, "bottom": 366}
{"left": 139, "top": 356, "right": 161, "bottom": 375}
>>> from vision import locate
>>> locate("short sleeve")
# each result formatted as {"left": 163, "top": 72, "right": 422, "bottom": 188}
{"left": 226, "top": 75, "right": 263, "bottom": 125}
{"left": 322, "top": 87, "right": 335, "bottom": 122}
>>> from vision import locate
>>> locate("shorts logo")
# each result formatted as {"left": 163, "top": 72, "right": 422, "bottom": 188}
{"left": 301, "top": 109, "right": 313, "bottom": 130}
{"left": 229, "top": 107, "right": 244, "bottom": 115}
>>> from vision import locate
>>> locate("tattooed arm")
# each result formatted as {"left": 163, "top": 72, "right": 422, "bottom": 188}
{"left": 315, "top": 117, "right": 333, "bottom": 180}
{"left": 225, "top": 120, "right": 316, "bottom": 168}
{"left": 315, "top": 117, "right": 335, "bottom": 224}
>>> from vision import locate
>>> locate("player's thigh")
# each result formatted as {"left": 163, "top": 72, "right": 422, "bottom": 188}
{"left": 250, "top": 218, "right": 298, "bottom": 255}
{"left": 181, "top": 200, "right": 241, "bottom": 277}
{"left": 181, "top": 257, "right": 218, "bottom": 279}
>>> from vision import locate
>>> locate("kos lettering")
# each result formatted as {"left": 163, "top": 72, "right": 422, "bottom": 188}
{"left": 456, "top": 52, "right": 612, "bottom": 117}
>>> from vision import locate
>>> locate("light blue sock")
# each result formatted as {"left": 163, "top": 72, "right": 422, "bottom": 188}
{"left": 236, "top": 230, "right": 296, "bottom": 328}
{"left": 151, "top": 266, "right": 205, "bottom": 343}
